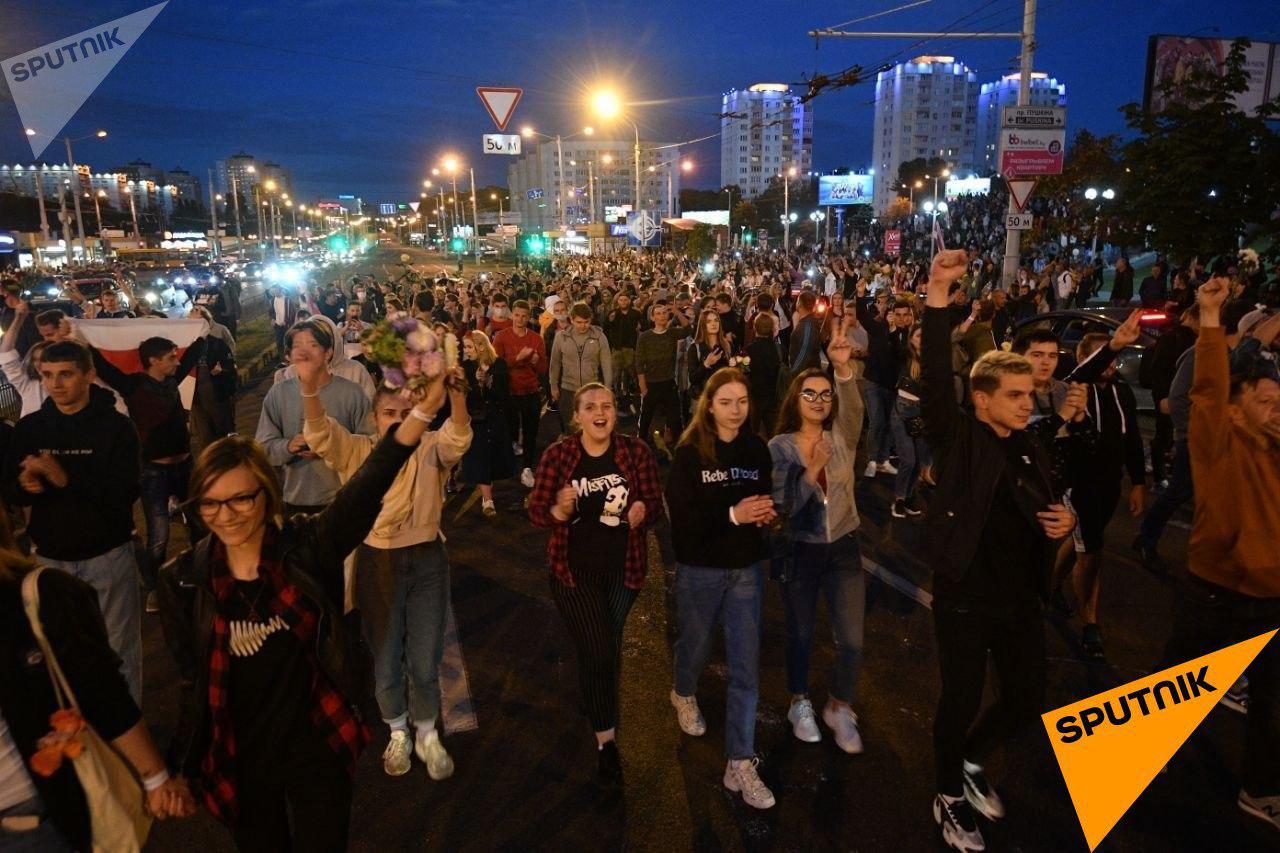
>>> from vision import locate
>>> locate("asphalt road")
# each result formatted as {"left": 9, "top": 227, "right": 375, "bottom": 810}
{"left": 136, "top": 250, "right": 1275, "bottom": 853}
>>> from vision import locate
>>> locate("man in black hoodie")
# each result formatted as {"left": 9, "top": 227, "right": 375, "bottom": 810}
{"left": 3, "top": 340, "right": 143, "bottom": 700}
{"left": 91, "top": 331, "right": 207, "bottom": 615}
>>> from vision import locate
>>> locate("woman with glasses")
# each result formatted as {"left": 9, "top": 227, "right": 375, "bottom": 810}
{"left": 159, "top": 370, "right": 457, "bottom": 853}
{"left": 768, "top": 318, "right": 867, "bottom": 754}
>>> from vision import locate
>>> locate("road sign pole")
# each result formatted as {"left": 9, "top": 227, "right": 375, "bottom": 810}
{"left": 1001, "top": 0, "right": 1037, "bottom": 289}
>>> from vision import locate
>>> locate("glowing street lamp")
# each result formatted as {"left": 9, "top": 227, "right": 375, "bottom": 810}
{"left": 590, "top": 86, "right": 641, "bottom": 212}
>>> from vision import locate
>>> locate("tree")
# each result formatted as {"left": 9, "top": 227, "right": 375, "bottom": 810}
{"left": 1119, "top": 38, "right": 1280, "bottom": 263}
{"left": 682, "top": 223, "right": 715, "bottom": 260}
{"left": 895, "top": 157, "right": 951, "bottom": 199}
{"left": 752, "top": 174, "right": 816, "bottom": 232}
{"left": 1034, "top": 130, "right": 1131, "bottom": 247}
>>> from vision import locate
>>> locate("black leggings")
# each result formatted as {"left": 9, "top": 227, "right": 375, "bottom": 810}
{"left": 638, "top": 379, "right": 682, "bottom": 442}
{"left": 507, "top": 392, "right": 543, "bottom": 471}
{"left": 550, "top": 567, "right": 639, "bottom": 732}
{"left": 932, "top": 603, "right": 1046, "bottom": 796}
{"left": 232, "top": 730, "right": 351, "bottom": 853}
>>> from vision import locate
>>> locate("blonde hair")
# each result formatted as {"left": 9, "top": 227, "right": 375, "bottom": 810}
{"left": 969, "top": 349, "right": 1033, "bottom": 395}
{"left": 571, "top": 382, "right": 616, "bottom": 432}
{"left": 467, "top": 329, "right": 498, "bottom": 367}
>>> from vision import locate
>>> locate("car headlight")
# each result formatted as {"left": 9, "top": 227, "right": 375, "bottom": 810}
{"left": 210, "top": 276, "right": 219, "bottom": 285}
{"left": 144, "top": 292, "right": 157, "bottom": 304}
{"left": 46, "top": 286, "right": 59, "bottom": 297}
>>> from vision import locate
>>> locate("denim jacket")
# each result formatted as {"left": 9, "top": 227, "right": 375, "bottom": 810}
{"left": 768, "top": 372, "right": 864, "bottom": 544}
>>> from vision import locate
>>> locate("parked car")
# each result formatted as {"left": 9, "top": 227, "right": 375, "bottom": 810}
{"left": 1011, "top": 307, "right": 1172, "bottom": 411}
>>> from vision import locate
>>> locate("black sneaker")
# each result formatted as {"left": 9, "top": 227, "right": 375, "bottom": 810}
{"left": 1131, "top": 536, "right": 1162, "bottom": 572}
{"left": 1081, "top": 623, "right": 1106, "bottom": 662}
{"left": 933, "top": 794, "right": 986, "bottom": 852}
{"left": 1221, "top": 676, "right": 1249, "bottom": 714}
{"left": 1050, "top": 584, "right": 1076, "bottom": 618}
{"left": 962, "top": 761, "right": 1005, "bottom": 820}
{"left": 1239, "top": 790, "right": 1280, "bottom": 831}
{"left": 597, "top": 740, "right": 622, "bottom": 784}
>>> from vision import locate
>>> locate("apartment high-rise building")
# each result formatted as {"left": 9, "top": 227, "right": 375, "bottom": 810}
{"left": 871, "top": 56, "right": 980, "bottom": 213}
{"left": 507, "top": 138, "right": 682, "bottom": 233}
{"left": 215, "top": 152, "right": 293, "bottom": 202}
{"left": 720, "top": 83, "right": 813, "bottom": 199}
{"left": 975, "top": 72, "right": 1067, "bottom": 174}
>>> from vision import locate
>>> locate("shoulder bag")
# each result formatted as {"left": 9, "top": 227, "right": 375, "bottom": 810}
{"left": 21, "top": 568, "right": 152, "bottom": 853}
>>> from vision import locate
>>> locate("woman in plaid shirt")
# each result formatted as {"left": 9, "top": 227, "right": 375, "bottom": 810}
{"left": 527, "top": 382, "right": 662, "bottom": 784}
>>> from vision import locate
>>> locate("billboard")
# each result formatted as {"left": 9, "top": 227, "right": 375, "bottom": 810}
{"left": 681, "top": 209, "right": 730, "bottom": 226}
{"left": 1144, "top": 35, "right": 1279, "bottom": 117}
{"left": 945, "top": 177, "right": 991, "bottom": 198}
{"left": 818, "top": 174, "right": 873, "bottom": 206}
{"left": 999, "top": 108, "right": 1066, "bottom": 177}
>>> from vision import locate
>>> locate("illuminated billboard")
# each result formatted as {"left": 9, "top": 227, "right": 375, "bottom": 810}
{"left": 945, "top": 177, "right": 992, "bottom": 198}
{"left": 1144, "top": 35, "right": 1279, "bottom": 117}
{"left": 817, "top": 174, "right": 873, "bottom": 206}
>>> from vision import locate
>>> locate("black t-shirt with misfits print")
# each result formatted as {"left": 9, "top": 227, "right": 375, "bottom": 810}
{"left": 567, "top": 442, "right": 630, "bottom": 575}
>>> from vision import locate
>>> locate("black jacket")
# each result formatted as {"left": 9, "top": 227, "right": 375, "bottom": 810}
{"left": 0, "top": 569, "right": 140, "bottom": 853}
{"left": 160, "top": 432, "right": 417, "bottom": 779}
{"left": 920, "top": 307, "right": 1058, "bottom": 586}
{"left": 3, "top": 386, "right": 141, "bottom": 561}
{"left": 92, "top": 338, "right": 206, "bottom": 461}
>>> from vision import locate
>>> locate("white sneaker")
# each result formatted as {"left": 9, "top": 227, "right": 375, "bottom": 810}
{"left": 482, "top": 499, "right": 497, "bottom": 518}
{"left": 723, "top": 758, "right": 775, "bottom": 809}
{"left": 670, "top": 689, "right": 706, "bottom": 736}
{"left": 863, "top": 460, "right": 878, "bottom": 478}
{"left": 878, "top": 460, "right": 899, "bottom": 475}
{"left": 787, "top": 698, "right": 821, "bottom": 743}
{"left": 520, "top": 467, "right": 535, "bottom": 488}
{"left": 822, "top": 702, "right": 864, "bottom": 754}
{"left": 934, "top": 794, "right": 985, "bottom": 852}
{"left": 414, "top": 728, "right": 454, "bottom": 780}
{"left": 382, "top": 730, "right": 412, "bottom": 777}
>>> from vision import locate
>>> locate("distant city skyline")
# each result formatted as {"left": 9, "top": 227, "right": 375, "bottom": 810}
{"left": 0, "top": 1, "right": 1268, "bottom": 204}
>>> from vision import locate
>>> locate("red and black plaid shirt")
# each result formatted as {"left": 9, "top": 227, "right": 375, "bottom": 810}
{"left": 200, "top": 534, "right": 369, "bottom": 825}
{"left": 528, "top": 432, "right": 662, "bottom": 590}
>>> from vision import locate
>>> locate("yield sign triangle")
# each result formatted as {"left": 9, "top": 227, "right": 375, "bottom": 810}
{"left": 1006, "top": 178, "right": 1037, "bottom": 213}
{"left": 476, "top": 87, "right": 523, "bottom": 131}
{"left": 408, "top": 201, "right": 420, "bottom": 212}
{"left": 5, "top": 2, "right": 169, "bottom": 159}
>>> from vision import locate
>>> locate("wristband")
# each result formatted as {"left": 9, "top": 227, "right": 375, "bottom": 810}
{"left": 408, "top": 407, "right": 433, "bottom": 423}
{"left": 142, "top": 769, "right": 170, "bottom": 792}
{"left": 729, "top": 506, "right": 740, "bottom": 525}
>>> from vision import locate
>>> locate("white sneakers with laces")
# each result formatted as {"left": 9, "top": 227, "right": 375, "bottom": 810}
{"left": 670, "top": 689, "right": 706, "bottom": 736}
{"left": 382, "top": 730, "right": 412, "bottom": 777}
{"left": 415, "top": 728, "right": 454, "bottom": 780}
{"left": 822, "top": 702, "right": 864, "bottom": 754}
{"left": 520, "top": 467, "right": 535, "bottom": 488}
{"left": 787, "top": 698, "right": 821, "bottom": 743}
{"left": 863, "top": 460, "right": 879, "bottom": 478}
{"left": 724, "top": 758, "right": 775, "bottom": 809}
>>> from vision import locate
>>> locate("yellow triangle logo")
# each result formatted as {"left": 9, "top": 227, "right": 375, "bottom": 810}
{"left": 1043, "top": 630, "right": 1275, "bottom": 850}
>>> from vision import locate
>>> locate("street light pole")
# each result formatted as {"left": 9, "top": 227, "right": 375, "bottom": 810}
{"left": 34, "top": 167, "right": 51, "bottom": 241}
{"left": 783, "top": 171, "right": 790, "bottom": 249}
{"left": 587, "top": 161, "right": 595, "bottom": 224}
{"left": 632, "top": 122, "right": 641, "bottom": 217}
{"left": 229, "top": 173, "right": 244, "bottom": 256}
{"left": 63, "top": 137, "right": 88, "bottom": 263}
{"left": 1001, "top": 0, "right": 1038, "bottom": 288}
{"left": 469, "top": 167, "right": 480, "bottom": 261}
{"left": 127, "top": 184, "right": 140, "bottom": 239}
{"left": 555, "top": 134, "right": 565, "bottom": 230}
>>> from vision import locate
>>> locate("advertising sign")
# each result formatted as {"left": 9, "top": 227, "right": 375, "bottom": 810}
{"left": 526, "top": 188, "right": 544, "bottom": 200}
{"left": 378, "top": 203, "right": 395, "bottom": 215}
{"left": 999, "top": 129, "right": 1065, "bottom": 177}
{"left": 682, "top": 209, "right": 730, "bottom": 226}
{"left": 1144, "top": 35, "right": 1278, "bottom": 117}
{"left": 626, "top": 210, "right": 662, "bottom": 247}
{"left": 884, "top": 229, "right": 901, "bottom": 256}
{"left": 817, "top": 174, "right": 873, "bottom": 206}
{"left": 944, "top": 176, "right": 991, "bottom": 198}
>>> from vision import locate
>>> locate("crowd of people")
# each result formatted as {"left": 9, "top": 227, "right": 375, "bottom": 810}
{"left": 0, "top": 237, "right": 1277, "bottom": 852}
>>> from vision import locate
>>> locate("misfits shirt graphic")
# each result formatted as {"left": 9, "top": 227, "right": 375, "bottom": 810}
{"left": 574, "top": 472, "right": 629, "bottom": 527}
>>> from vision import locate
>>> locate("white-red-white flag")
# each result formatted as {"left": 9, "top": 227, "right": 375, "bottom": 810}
{"left": 72, "top": 318, "right": 205, "bottom": 407}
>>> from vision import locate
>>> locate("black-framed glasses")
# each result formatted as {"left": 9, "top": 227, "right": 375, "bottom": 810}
{"left": 195, "top": 487, "right": 264, "bottom": 519}
{"left": 799, "top": 389, "right": 833, "bottom": 404}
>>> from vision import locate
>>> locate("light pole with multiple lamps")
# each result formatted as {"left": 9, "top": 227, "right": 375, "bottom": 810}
{"left": 922, "top": 199, "right": 949, "bottom": 260}
{"left": 25, "top": 127, "right": 107, "bottom": 262}
{"left": 809, "top": 210, "right": 826, "bottom": 246}
{"left": 781, "top": 166, "right": 798, "bottom": 248}
{"left": 520, "top": 125, "right": 594, "bottom": 230}
{"left": 1084, "top": 186, "right": 1115, "bottom": 260}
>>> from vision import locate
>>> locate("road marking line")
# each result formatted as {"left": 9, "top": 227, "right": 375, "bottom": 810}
{"left": 862, "top": 554, "right": 933, "bottom": 610}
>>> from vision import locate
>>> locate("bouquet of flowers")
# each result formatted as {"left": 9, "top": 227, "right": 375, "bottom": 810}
{"left": 360, "top": 315, "right": 458, "bottom": 394}
{"left": 728, "top": 354, "right": 752, "bottom": 370}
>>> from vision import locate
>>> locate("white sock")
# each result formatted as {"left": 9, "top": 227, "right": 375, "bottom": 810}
{"left": 963, "top": 759, "right": 983, "bottom": 776}
{"left": 386, "top": 715, "right": 409, "bottom": 733}
{"left": 415, "top": 718, "right": 437, "bottom": 740}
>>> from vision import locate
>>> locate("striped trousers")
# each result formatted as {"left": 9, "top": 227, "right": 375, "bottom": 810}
{"left": 550, "top": 566, "right": 639, "bottom": 732}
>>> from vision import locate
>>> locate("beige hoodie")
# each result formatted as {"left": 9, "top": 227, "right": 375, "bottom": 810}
{"left": 304, "top": 413, "right": 472, "bottom": 548}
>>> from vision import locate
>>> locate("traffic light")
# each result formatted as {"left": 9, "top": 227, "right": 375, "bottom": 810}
{"left": 449, "top": 237, "right": 466, "bottom": 254}
{"left": 742, "top": 230, "right": 753, "bottom": 245}
{"left": 327, "top": 235, "right": 349, "bottom": 253}
{"left": 519, "top": 234, "right": 546, "bottom": 256}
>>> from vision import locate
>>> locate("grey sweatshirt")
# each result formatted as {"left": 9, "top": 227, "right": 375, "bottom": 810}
{"left": 255, "top": 375, "right": 371, "bottom": 506}
{"left": 549, "top": 325, "right": 612, "bottom": 391}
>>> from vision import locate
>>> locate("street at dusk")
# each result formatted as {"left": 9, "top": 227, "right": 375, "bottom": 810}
{"left": 1, "top": 2, "right": 1279, "bottom": 852}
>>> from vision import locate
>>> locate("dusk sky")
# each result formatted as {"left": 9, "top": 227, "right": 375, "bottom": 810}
{"left": 0, "top": 0, "right": 1274, "bottom": 204}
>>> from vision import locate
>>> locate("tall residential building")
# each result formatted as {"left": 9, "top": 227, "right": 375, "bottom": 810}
{"left": 114, "top": 159, "right": 165, "bottom": 185}
{"left": 165, "top": 167, "right": 203, "bottom": 206}
{"left": 215, "top": 152, "right": 293, "bottom": 202}
{"left": 871, "top": 55, "right": 980, "bottom": 213}
{"left": 720, "top": 83, "right": 813, "bottom": 198}
{"left": 974, "top": 72, "right": 1067, "bottom": 174}
{"left": 507, "top": 138, "right": 682, "bottom": 233}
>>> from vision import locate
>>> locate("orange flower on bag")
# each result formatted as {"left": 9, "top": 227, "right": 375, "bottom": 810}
{"left": 29, "top": 709, "right": 86, "bottom": 777}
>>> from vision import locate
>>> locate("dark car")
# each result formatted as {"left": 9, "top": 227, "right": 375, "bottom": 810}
{"left": 1011, "top": 308, "right": 1172, "bottom": 411}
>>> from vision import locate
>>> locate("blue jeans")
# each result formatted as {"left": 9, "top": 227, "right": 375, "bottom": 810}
{"left": 138, "top": 458, "right": 193, "bottom": 591}
{"left": 890, "top": 398, "right": 929, "bottom": 500}
{"left": 42, "top": 542, "right": 141, "bottom": 703}
{"left": 357, "top": 540, "right": 450, "bottom": 725}
{"left": 674, "top": 562, "right": 764, "bottom": 760}
{"left": 865, "top": 382, "right": 897, "bottom": 464}
{"left": 1137, "top": 439, "right": 1193, "bottom": 550}
{"left": 782, "top": 535, "right": 866, "bottom": 703}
